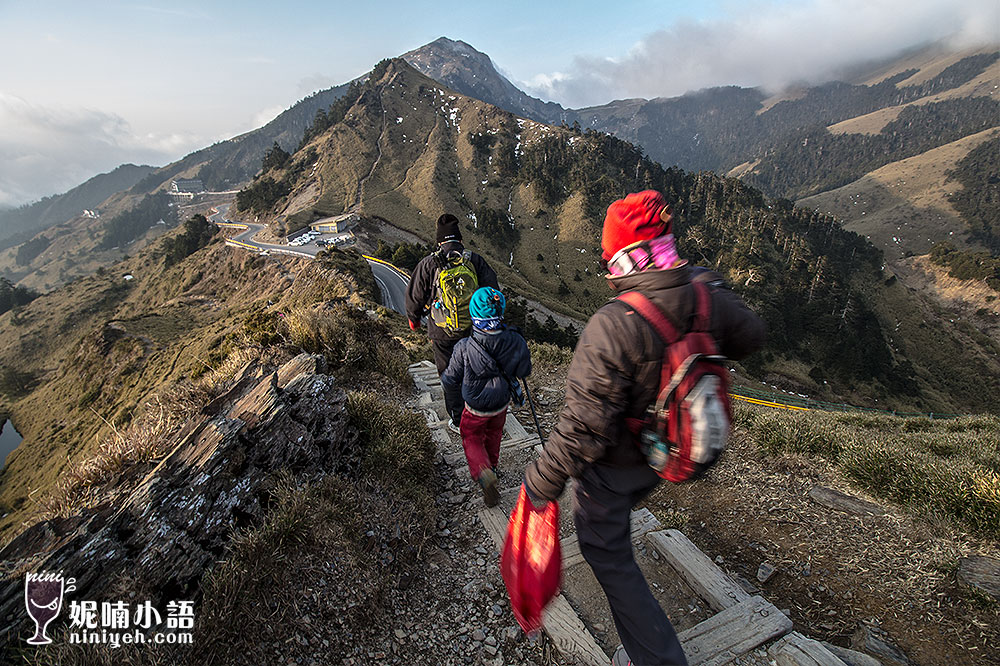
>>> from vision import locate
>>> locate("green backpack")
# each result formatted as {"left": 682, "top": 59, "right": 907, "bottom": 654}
{"left": 431, "top": 250, "right": 479, "bottom": 334}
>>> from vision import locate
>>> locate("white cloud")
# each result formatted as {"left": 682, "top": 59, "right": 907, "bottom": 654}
{"left": 523, "top": 0, "right": 1000, "bottom": 107}
{"left": 250, "top": 105, "right": 286, "bottom": 129}
{"left": 296, "top": 73, "right": 343, "bottom": 97}
{"left": 0, "top": 93, "right": 207, "bottom": 206}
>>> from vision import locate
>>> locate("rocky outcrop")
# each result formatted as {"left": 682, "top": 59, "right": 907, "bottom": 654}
{"left": 0, "top": 353, "right": 357, "bottom": 644}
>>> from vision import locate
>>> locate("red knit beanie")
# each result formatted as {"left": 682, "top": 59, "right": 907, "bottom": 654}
{"left": 601, "top": 190, "right": 673, "bottom": 261}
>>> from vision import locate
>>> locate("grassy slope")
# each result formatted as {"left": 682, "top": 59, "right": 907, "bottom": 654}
{"left": 799, "top": 127, "right": 999, "bottom": 260}
{"left": 0, "top": 224, "right": 380, "bottom": 541}
{"left": 893, "top": 255, "right": 1000, "bottom": 335}
{"left": 0, "top": 191, "right": 236, "bottom": 295}
{"left": 796, "top": 46, "right": 998, "bottom": 269}
{"left": 871, "top": 275, "right": 1000, "bottom": 413}
{"left": 651, "top": 403, "right": 1000, "bottom": 664}
{"left": 275, "top": 70, "right": 609, "bottom": 320}
{"left": 826, "top": 67, "right": 997, "bottom": 136}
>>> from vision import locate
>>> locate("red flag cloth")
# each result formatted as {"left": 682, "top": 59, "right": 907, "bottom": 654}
{"left": 501, "top": 486, "right": 561, "bottom": 634}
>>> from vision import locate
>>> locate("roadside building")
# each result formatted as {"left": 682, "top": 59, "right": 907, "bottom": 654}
{"left": 171, "top": 179, "right": 205, "bottom": 194}
{"left": 310, "top": 213, "right": 359, "bottom": 234}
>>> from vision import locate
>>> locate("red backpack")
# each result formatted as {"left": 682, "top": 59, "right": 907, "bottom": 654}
{"left": 619, "top": 282, "right": 732, "bottom": 482}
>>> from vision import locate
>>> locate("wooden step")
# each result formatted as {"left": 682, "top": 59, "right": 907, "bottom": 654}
{"left": 503, "top": 416, "right": 530, "bottom": 441}
{"left": 768, "top": 633, "right": 848, "bottom": 666}
{"left": 477, "top": 506, "right": 608, "bottom": 666}
{"left": 411, "top": 371, "right": 803, "bottom": 666}
{"left": 500, "top": 435, "right": 539, "bottom": 452}
{"left": 542, "top": 595, "right": 610, "bottom": 666}
{"left": 561, "top": 508, "right": 662, "bottom": 569}
{"left": 679, "top": 595, "right": 792, "bottom": 666}
{"left": 646, "top": 529, "right": 750, "bottom": 612}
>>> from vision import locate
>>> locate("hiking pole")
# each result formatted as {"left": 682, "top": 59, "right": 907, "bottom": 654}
{"left": 522, "top": 380, "right": 546, "bottom": 445}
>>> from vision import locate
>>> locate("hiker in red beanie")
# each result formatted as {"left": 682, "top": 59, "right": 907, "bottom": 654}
{"left": 523, "top": 190, "right": 766, "bottom": 666}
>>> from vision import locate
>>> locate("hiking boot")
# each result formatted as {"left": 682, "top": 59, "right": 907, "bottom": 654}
{"left": 611, "top": 645, "right": 631, "bottom": 666}
{"left": 447, "top": 419, "right": 461, "bottom": 435}
{"left": 478, "top": 468, "right": 499, "bottom": 507}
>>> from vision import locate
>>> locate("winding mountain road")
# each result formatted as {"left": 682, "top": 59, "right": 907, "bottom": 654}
{"left": 209, "top": 205, "right": 409, "bottom": 314}
{"left": 210, "top": 208, "right": 947, "bottom": 419}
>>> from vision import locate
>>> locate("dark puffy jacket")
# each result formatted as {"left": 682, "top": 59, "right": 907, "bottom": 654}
{"left": 405, "top": 244, "right": 500, "bottom": 340}
{"left": 525, "top": 264, "right": 766, "bottom": 502}
{"left": 441, "top": 327, "right": 532, "bottom": 414}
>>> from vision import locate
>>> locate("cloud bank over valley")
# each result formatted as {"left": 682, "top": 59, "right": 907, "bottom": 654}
{"left": 523, "top": 0, "right": 999, "bottom": 107}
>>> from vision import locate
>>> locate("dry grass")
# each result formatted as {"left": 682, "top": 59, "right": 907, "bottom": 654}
{"left": 800, "top": 128, "right": 998, "bottom": 260}
{"left": 648, "top": 402, "right": 1000, "bottom": 662}
{"left": 726, "top": 159, "right": 761, "bottom": 178}
{"left": 743, "top": 403, "right": 1000, "bottom": 538}
{"left": 285, "top": 303, "right": 411, "bottom": 386}
{"left": 827, "top": 106, "right": 906, "bottom": 135}
{"left": 33, "top": 348, "right": 265, "bottom": 521}
{"left": 346, "top": 390, "right": 435, "bottom": 496}
{"left": 527, "top": 341, "right": 574, "bottom": 369}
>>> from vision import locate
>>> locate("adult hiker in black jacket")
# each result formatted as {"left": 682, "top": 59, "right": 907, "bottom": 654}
{"left": 523, "top": 191, "right": 766, "bottom": 666}
{"left": 405, "top": 213, "right": 499, "bottom": 429}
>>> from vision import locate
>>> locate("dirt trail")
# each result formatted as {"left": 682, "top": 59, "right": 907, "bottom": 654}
{"left": 351, "top": 89, "right": 388, "bottom": 213}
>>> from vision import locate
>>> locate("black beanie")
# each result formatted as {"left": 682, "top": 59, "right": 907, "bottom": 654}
{"left": 436, "top": 213, "right": 462, "bottom": 244}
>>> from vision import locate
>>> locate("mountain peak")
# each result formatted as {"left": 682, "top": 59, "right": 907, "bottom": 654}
{"left": 402, "top": 38, "right": 567, "bottom": 125}
{"left": 403, "top": 37, "right": 493, "bottom": 73}
{"left": 423, "top": 37, "right": 481, "bottom": 57}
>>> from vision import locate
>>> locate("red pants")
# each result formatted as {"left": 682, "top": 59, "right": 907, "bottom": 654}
{"left": 459, "top": 407, "right": 507, "bottom": 479}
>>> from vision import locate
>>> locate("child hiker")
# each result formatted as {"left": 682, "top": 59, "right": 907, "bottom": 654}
{"left": 441, "top": 287, "right": 531, "bottom": 506}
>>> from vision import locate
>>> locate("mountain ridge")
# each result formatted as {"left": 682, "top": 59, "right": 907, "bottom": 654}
{"left": 238, "top": 57, "right": 1000, "bottom": 415}
{"left": 7, "top": 38, "right": 997, "bottom": 326}
{"left": 402, "top": 37, "right": 569, "bottom": 125}
{"left": 0, "top": 164, "right": 156, "bottom": 251}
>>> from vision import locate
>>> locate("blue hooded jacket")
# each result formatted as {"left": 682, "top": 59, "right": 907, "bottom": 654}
{"left": 441, "top": 326, "right": 532, "bottom": 414}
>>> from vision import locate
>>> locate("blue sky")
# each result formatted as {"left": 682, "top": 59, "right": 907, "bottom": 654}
{"left": 0, "top": 0, "right": 996, "bottom": 206}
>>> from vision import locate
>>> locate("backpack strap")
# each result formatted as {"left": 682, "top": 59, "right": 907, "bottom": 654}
{"left": 469, "top": 335, "right": 522, "bottom": 403}
{"left": 616, "top": 291, "right": 681, "bottom": 345}
{"left": 429, "top": 265, "right": 442, "bottom": 311}
{"left": 618, "top": 286, "right": 713, "bottom": 438}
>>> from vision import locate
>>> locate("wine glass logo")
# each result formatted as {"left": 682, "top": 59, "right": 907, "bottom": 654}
{"left": 24, "top": 572, "right": 74, "bottom": 646}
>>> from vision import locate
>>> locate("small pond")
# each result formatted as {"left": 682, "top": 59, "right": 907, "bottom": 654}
{"left": 0, "top": 420, "right": 24, "bottom": 469}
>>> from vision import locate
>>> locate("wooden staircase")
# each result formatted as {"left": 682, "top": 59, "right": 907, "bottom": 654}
{"left": 408, "top": 361, "right": 850, "bottom": 666}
